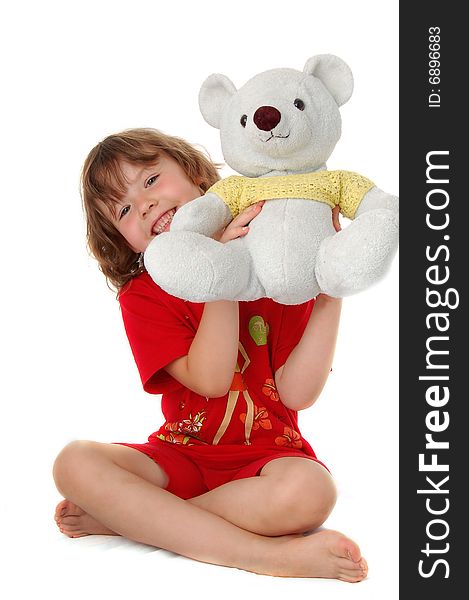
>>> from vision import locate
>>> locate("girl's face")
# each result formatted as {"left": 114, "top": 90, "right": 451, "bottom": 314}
{"left": 110, "top": 154, "right": 202, "bottom": 253}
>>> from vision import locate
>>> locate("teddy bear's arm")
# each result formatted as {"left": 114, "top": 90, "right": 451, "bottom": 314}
{"left": 333, "top": 171, "right": 373, "bottom": 218}
{"left": 316, "top": 185, "right": 399, "bottom": 297}
{"left": 334, "top": 171, "right": 398, "bottom": 220}
{"left": 169, "top": 192, "right": 233, "bottom": 237}
{"left": 355, "top": 186, "right": 399, "bottom": 219}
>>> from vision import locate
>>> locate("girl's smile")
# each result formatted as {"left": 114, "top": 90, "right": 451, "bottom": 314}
{"left": 151, "top": 207, "right": 177, "bottom": 235}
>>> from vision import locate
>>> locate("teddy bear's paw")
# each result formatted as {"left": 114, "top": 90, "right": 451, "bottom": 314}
{"left": 315, "top": 209, "right": 399, "bottom": 296}
{"left": 144, "top": 231, "right": 253, "bottom": 301}
{"left": 170, "top": 193, "right": 232, "bottom": 237}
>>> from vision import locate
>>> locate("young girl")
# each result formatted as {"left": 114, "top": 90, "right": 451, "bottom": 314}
{"left": 53, "top": 128, "right": 367, "bottom": 582}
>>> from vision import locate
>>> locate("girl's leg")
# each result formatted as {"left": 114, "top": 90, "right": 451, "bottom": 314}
{"left": 188, "top": 456, "right": 336, "bottom": 536}
{"left": 52, "top": 440, "right": 366, "bottom": 581}
{"left": 54, "top": 442, "right": 169, "bottom": 537}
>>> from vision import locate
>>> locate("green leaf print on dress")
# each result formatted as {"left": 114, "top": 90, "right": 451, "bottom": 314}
{"left": 248, "top": 315, "right": 269, "bottom": 346}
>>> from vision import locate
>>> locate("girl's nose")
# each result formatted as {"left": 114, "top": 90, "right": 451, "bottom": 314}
{"left": 141, "top": 202, "right": 155, "bottom": 217}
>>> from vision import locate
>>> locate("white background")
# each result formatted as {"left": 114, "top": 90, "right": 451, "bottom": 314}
{"left": 1, "top": 1, "right": 398, "bottom": 598}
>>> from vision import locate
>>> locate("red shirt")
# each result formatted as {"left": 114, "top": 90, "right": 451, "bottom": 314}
{"left": 119, "top": 273, "right": 316, "bottom": 455}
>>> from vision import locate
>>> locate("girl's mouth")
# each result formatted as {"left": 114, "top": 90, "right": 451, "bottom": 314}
{"left": 152, "top": 208, "right": 176, "bottom": 235}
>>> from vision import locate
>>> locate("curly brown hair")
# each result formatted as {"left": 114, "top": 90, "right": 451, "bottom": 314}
{"left": 81, "top": 128, "right": 221, "bottom": 292}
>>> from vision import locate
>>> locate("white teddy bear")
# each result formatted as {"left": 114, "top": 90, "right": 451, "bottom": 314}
{"left": 144, "top": 54, "right": 399, "bottom": 304}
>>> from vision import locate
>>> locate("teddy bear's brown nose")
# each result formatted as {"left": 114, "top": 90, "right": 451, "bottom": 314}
{"left": 253, "top": 106, "right": 281, "bottom": 131}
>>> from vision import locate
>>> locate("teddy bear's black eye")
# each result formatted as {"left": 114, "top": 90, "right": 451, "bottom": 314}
{"left": 240, "top": 115, "right": 248, "bottom": 127}
{"left": 294, "top": 98, "right": 305, "bottom": 111}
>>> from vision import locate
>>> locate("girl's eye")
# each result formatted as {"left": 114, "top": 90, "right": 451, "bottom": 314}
{"left": 146, "top": 175, "right": 158, "bottom": 187}
{"left": 119, "top": 205, "right": 130, "bottom": 219}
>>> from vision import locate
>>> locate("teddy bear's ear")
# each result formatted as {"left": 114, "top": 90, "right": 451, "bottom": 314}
{"left": 303, "top": 54, "right": 354, "bottom": 106}
{"left": 199, "top": 74, "right": 237, "bottom": 129}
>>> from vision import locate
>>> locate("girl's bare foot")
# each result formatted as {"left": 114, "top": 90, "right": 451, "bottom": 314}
{"left": 265, "top": 529, "right": 368, "bottom": 582}
{"left": 54, "top": 499, "right": 118, "bottom": 538}
{"left": 54, "top": 501, "right": 367, "bottom": 582}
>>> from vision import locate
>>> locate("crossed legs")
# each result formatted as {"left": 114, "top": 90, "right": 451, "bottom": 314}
{"left": 187, "top": 455, "right": 337, "bottom": 536}
{"left": 53, "top": 440, "right": 367, "bottom": 581}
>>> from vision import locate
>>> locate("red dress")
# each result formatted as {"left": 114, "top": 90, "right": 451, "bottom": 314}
{"left": 115, "top": 273, "right": 326, "bottom": 499}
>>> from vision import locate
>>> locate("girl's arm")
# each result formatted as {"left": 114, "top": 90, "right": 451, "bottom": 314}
{"left": 275, "top": 295, "right": 342, "bottom": 411}
{"left": 275, "top": 206, "right": 344, "bottom": 411}
{"left": 164, "top": 300, "right": 239, "bottom": 398}
{"left": 164, "top": 202, "right": 264, "bottom": 397}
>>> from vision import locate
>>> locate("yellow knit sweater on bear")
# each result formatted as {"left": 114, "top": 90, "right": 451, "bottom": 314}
{"left": 207, "top": 170, "right": 374, "bottom": 219}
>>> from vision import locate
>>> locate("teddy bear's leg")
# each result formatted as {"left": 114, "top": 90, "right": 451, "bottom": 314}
{"left": 315, "top": 207, "right": 399, "bottom": 297}
{"left": 245, "top": 199, "right": 333, "bottom": 304}
{"left": 144, "top": 231, "right": 265, "bottom": 302}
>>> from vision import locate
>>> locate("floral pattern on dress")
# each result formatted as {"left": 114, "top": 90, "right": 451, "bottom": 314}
{"left": 156, "top": 432, "right": 193, "bottom": 445}
{"left": 262, "top": 378, "right": 279, "bottom": 402}
{"left": 158, "top": 410, "right": 207, "bottom": 445}
{"left": 164, "top": 410, "right": 206, "bottom": 436}
{"left": 275, "top": 426, "right": 303, "bottom": 449}
{"left": 240, "top": 405, "right": 272, "bottom": 431}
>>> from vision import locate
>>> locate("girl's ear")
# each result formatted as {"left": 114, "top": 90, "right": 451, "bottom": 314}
{"left": 199, "top": 74, "right": 237, "bottom": 129}
{"left": 303, "top": 54, "right": 354, "bottom": 107}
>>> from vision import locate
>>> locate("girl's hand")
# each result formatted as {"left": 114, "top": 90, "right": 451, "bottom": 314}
{"left": 332, "top": 205, "right": 342, "bottom": 232}
{"left": 214, "top": 201, "right": 265, "bottom": 244}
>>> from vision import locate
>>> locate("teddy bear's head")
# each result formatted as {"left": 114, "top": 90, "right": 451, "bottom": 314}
{"left": 199, "top": 54, "right": 354, "bottom": 177}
